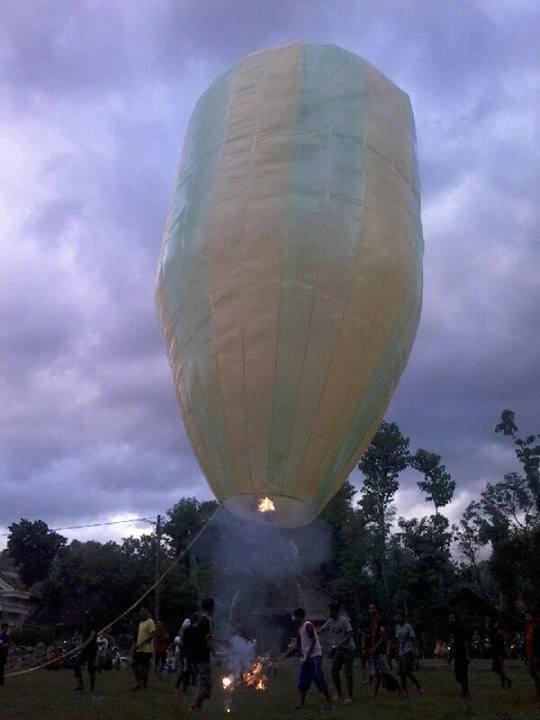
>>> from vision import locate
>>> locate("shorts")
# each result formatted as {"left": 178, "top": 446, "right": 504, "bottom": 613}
{"left": 196, "top": 662, "right": 212, "bottom": 700}
{"left": 332, "top": 648, "right": 355, "bottom": 679}
{"left": 134, "top": 652, "right": 152, "bottom": 669}
{"left": 370, "top": 653, "right": 390, "bottom": 676}
{"left": 399, "top": 651, "right": 415, "bottom": 677}
{"left": 298, "top": 656, "right": 328, "bottom": 694}
{"left": 74, "top": 647, "right": 97, "bottom": 678}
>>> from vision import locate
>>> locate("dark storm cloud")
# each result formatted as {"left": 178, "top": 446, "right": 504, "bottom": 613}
{"left": 0, "top": 1, "right": 538, "bottom": 538}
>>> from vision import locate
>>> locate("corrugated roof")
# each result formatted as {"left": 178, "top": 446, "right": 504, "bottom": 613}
{"left": 0, "top": 570, "right": 25, "bottom": 591}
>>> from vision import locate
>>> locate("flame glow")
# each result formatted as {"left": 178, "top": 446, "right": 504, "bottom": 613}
{"left": 257, "top": 497, "right": 275, "bottom": 513}
{"left": 221, "top": 659, "right": 268, "bottom": 695}
{"left": 243, "top": 660, "right": 268, "bottom": 690}
{"left": 222, "top": 675, "right": 234, "bottom": 689}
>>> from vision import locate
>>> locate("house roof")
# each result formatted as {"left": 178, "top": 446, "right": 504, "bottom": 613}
{"left": 296, "top": 578, "right": 334, "bottom": 621}
{"left": 0, "top": 570, "right": 25, "bottom": 591}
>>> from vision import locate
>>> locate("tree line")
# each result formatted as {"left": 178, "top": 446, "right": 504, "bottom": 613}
{"left": 1, "top": 409, "right": 538, "bottom": 642}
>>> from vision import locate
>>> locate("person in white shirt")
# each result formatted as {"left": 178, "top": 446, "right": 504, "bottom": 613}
{"left": 175, "top": 615, "right": 194, "bottom": 690}
{"left": 319, "top": 601, "right": 355, "bottom": 703}
{"left": 284, "top": 607, "right": 332, "bottom": 710}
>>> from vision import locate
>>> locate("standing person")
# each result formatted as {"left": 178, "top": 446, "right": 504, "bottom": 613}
{"left": 73, "top": 612, "right": 98, "bottom": 692}
{"left": 0, "top": 623, "right": 9, "bottom": 687}
{"left": 96, "top": 633, "right": 109, "bottom": 673}
{"left": 175, "top": 615, "right": 192, "bottom": 681}
{"left": 191, "top": 599, "right": 216, "bottom": 711}
{"left": 284, "top": 608, "right": 332, "bottom": 711}
{"left": 488, "top": 616, "right": 512, "bottom": 688}
{"left": 525, "top": 611, "right": 540, "bottom": 700}
{"left": 367, "top": 602, "right": 400, "bottom": 697}
{"left": 319, "top": 601, "right": 355, "bottom": 704}
{"left": 176, "top": 613, "right": 199, "bottom": 691}
{"left": 358, "top": 627, "right": 372, "bottom": 685}
{"left": 132, "top": 607, "right": 156, "bottom": 690}
{"left": 395, "top": 611, "right": 423, "bottom": 695}
{"left": 154, "top": 621, "right": 170, "bottom": 675}
{"left": 449, "top": 612, "right": 470, "bottom": 699}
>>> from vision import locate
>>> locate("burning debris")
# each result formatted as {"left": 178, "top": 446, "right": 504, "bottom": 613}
{"left": 257, "top": 496, "right": 275, "bottom": 513}
{"left": 222, "top": 657, "right": 268, "bottom": 692}
{"left": 243, "top": 659, "right": 268, "bottom": 690}
{"left": 222, "top": 656, "right": 269, "bottom": 713}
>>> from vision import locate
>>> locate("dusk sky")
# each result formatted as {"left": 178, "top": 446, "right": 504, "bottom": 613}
{"left": 1, "top": 1, "right": 538, "bottom": 547}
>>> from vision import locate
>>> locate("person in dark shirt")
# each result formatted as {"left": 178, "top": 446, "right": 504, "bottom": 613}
{"left": 175, "top": 613, "right": 199, "bottom": 692}
{"left": 319, "top": 601, "right": 355, "bottom": 703}
{"left": 367, "top": 603, "right": 401, "bottom": 697}
{"left": 487, "top": 616, "right": 512, "bottom": 688}
{"left": 191, "top": 598, "right": 215, "bottom": 711}
{"left": 0, "top": 623, "right": 10, "bottom": 686}
{"left": 449, "top": 613, "right": 470, "bottom": 699}
{"left": 73, "top": 612, "right": 98, "bottom": 692}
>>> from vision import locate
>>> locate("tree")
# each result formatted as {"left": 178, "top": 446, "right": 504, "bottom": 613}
{"left": 474, "top": 411, "right": 539, "bottom": 546}
{"left": 164, "top": 498, "right": 219, "bottom": 557}
{"left": 7, "top": 519, "right": 66, "bottom": 587}
{"left": 495, "top": 409, "right": 540, "bottom": 515}
{"left": 412, "top": 449, "right": 455, "bottom": 514}
{"left": 358, "top": 421, "right": 409, "bottom": 599}
{"left": 397, "top": 513, "right": 455, "bottom": 622}
{"left": 454, "top": 501, "right": 484, "bottom": 587}
{"left": 316, "top": 483, "right": 373, "bottom": 620}
{"left": 456, "top": 410, "right": 540, "bottom": 611}
{"left": 42, "top": 534, "right": 198, "bottom": 632}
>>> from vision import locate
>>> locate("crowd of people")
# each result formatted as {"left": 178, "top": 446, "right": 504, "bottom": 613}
{"left": 65, "top": 599, "right": 540, "bottom": 710}
{"left": 0, "top": 600, "right": 539, "bottom": 710}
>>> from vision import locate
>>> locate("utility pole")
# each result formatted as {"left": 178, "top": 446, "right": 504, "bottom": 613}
{"left": 154, "top": 514, "right": 161, "bottom": 622}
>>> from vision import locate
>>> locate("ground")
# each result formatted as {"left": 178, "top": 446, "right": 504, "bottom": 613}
{"left": 2, "top": 659, "right": 538, "bottom": 720}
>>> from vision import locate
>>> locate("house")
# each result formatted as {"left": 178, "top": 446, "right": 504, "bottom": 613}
{"left": 228, "top": 574, "right": 335, "bottom": 651}
{"left": 0, "top": 571, "right": 38, "bottom": 627}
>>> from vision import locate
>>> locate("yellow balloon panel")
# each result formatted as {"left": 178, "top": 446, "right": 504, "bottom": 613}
{"left": 156, "top": 44, "right": 423, "bottom": 527}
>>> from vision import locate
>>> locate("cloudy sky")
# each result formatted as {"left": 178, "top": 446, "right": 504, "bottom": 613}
{"left": 1, "top": 0, "right": 538, "bottom": 546}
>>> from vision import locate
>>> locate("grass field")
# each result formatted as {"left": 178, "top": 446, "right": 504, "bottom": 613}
{"left": 2, "top": 659, "right": 538, "bottom": 720}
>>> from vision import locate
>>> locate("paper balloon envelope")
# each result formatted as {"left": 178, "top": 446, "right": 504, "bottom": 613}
{"left": 156, "top": 44, "right": 423, "bottom": 527}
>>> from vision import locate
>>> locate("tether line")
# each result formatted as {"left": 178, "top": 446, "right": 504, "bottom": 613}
{"left": 6, "top": 506, "right": 222, "bottom": 678}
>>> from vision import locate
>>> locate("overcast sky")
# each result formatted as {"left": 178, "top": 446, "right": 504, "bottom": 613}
{"left": 1, "top": 0, "right": 538, "bottom": 547}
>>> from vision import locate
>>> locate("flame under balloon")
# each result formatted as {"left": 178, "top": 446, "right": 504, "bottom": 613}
{"left": 257, "top": 497, "right": 275, "bottom": 514}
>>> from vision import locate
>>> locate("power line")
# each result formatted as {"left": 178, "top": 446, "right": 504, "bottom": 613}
{"left": 0, "top": 516, "right": 160, "bottom": 538}
{"left": 6, "top": 506, "right": 222, "bottom": 679}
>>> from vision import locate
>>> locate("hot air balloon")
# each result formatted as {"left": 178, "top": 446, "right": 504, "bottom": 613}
{"left": 156, "top": 44, "right": 423, "bottom": 527}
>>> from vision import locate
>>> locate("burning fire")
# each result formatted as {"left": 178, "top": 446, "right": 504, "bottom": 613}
{"left": 243, "top": 660, "right": 268, "bottom": 691}
{"left": 257, "top": 497, "right": 275, "bottom": 513}
{"left": 222, "top": 660, "right": 268, "bottom": 693}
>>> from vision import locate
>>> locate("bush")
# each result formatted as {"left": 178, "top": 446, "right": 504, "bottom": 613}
{"left": 10, "top": 627, "right": 54, "bottom": 646}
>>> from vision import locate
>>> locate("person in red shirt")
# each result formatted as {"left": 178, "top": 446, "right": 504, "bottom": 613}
{"left": 524, "top": 611, "right": 540, "bottom": 700}
{"left": 367, "top": 603, "right": 401, "bottom": 697}
{"left": 153, "top": 622, "right": 170, "bottom": 675}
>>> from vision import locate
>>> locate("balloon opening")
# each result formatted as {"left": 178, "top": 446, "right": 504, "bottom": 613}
{"left": 223, "top": 495, "right": 316, "bottom": 528}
